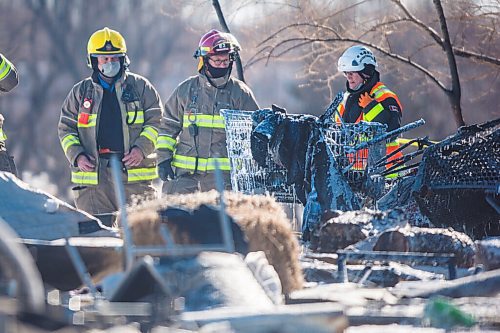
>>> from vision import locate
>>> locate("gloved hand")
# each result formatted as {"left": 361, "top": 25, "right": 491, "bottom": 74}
{"left": 358, "top": 92, "right": 375, "bottom": 108}
{"left": 158, "top": 159, "right": 175, "bottom": 181}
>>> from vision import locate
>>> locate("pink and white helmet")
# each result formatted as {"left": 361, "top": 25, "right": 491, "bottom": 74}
{"left": 194, "top": 29, "right": 241, "bottom": 58}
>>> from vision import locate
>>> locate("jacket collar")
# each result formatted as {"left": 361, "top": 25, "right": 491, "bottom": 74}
{"left": 198, "top": 70, "right": 230, "bottom": 89}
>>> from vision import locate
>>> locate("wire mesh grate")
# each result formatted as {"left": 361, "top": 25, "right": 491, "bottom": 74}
{"left": 323, "top": 122, "right": 386, "bottom": 188}
{"left": 221, "top": 109, "right": 386, "bottom": 203}
{"left": 413, "top": 118, "right": 500, "bottom": 239}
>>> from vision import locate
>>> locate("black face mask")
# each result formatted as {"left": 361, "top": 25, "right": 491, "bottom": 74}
{"left": 207, "top": 62, "right": 230, "bottom": 78}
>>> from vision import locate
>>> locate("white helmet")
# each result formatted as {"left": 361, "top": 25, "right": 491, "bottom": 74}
{"left": 337, "top": 45, "right": 377, "bottom": 72}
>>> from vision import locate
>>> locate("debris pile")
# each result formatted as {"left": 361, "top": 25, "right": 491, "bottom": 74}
{"left": 128, "top": 190, "right": 304, "bottom": 294}
{"left": 412, "top": 118, "right": 500, "bottom": 239}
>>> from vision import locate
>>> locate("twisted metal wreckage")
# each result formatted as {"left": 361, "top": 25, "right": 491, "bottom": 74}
{"left": 236, "top": 102, "right": 499, "bottom": 241}
{"left": 0, "top": 102, "right": 498, "bottom": 331}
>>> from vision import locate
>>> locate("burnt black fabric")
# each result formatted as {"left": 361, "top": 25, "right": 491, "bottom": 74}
{"left": 251, "top": 107, "right": 361, "bottom": 235}
{"left": 0, "top": 150, "right": 17, "bottom": 176}
{"left": 250, "top": 108, "right": 284, "bottom": 168}
{"left": 250, "top": 107, "right": 320, "bottom": 205}
{"left": 97, "top": 85, "right": 124, "bottom": 153}
{"left": 159, "top": 204, "right": 249, "bottom": 255}
{"left": 274, "top": 115, "right": 318, "bottom": 204}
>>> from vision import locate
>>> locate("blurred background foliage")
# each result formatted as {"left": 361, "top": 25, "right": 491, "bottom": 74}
{"left": 0, "top": 0, "right": 498, "bottom": 201}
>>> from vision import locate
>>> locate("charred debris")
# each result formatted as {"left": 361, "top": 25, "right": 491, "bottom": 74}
{"left": 0, "top": 111, "right": 498, "bottom": 331}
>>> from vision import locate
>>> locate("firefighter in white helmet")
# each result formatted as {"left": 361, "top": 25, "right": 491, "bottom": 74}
{"left": 0, "top": 53, "right": 19, "bottom": 175}
{"left": 331, "top": 45, "right": 403, "bottom": 171}
{"left": 58, "top": 27, "right": 163, "bottom": 226}
{"left": 157, "top": 29, "right": 259, "bottom": 194}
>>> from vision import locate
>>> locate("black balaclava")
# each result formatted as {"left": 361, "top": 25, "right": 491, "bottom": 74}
{"left": 202, "top": 56, "right": 233, "bottom": 89}
{"left": 206, "top": 61, "right": 230, "bottom": 78}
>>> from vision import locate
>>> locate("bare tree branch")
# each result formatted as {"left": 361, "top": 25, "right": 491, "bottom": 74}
{"left": 251, "top": 36, "right": 449, "bottom": 92}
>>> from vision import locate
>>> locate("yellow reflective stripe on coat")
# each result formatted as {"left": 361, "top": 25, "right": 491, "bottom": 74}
{"left": 127, "top": 167, "right": 158, "bottom": 182}
{"left": 172, "top": 155, "right": 231, "bottom": 171}
{"left": 0, "top": 128, "right": 6, "bottom": 141}
{"left": 370, "top": 83, "right": 403, "bottom": 110}
{"left": 364, "top": 102, "right": 384, "bottom": 122}
{"left": 157, "top": 135, "right": 176, "bottom": 151}
{"left": 61, "top": 134, "right": 81, "bottom": 153}
{"left": 182, "top": 114, "right": 226, "bottom": 129}
{"left": 127, "top": 110, "right": 144, "bottom": 124}
{"left": 139, "top": 126, "right": 158, "bottom": 145}
{"left": 0, "top": 57, "right": 12, "bottom": 80}
{"left": 77, "top": 114, "right": 97, "bottom": 128}
{"left": 71, "top": 171, "right": 98, "bottom": 185}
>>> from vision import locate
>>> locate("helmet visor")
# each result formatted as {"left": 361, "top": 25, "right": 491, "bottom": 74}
{"left": 90, "top": 53, "right": 125, "bottom": 58}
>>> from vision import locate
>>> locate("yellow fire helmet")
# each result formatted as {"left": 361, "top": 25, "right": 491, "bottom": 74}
{"left": 87, "top": 27, "right": 128, "bottom": 68}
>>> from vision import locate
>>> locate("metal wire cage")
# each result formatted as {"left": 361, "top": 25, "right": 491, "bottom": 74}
{"left": 221, "top": 109, "right": 295, "bottom": 202}
{"left": 413, "top": 118, "right": 500, "bottom": 239}
{"left": 221, "top": 109, "right": 386, "bottom": 203}
{"left": 322, "top": 121, "right": 386, "bottom": 189}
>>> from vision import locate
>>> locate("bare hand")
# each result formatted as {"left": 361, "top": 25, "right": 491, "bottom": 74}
{"left": 76, "top": 154, "right": 95, "bottom": 172}
{"left": 122, "top": 147, "right": 144, "bottom": 167}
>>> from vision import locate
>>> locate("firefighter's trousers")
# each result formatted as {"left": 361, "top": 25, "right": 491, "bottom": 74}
{"left": 0, "top": 148, "right": 17, "bottom": 176}
{"left": 162, "top": 171, "right": 231, "bottom": 196}
{"left": 73, "top": 159, "right": 156, "bottom": 226}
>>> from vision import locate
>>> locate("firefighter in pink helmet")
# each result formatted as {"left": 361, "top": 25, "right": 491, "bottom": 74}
{"left": 157, "top": 29, "right": 259, "bottom": 194}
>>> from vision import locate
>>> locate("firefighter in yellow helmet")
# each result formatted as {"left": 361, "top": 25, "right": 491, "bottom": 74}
{"left": 58, "top": 27, "right": 163, "bottom": 226}
{"left": 0, "top": 53, "right": 19, "bottom": 175}
{"left": 156, "top": 29, "right": 259, "bottom": 195}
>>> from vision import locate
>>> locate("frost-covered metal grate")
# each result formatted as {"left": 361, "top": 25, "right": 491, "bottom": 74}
{"left": 413, "top": 118, "right": 500, "bottom": 239}
{"left": 221, "top": 110, "right": 386, "bottom": 203}
{"left": 323, "top": 122, "right": 386, "bottom": 188}
{"left": 221, "top": 109, "right": 296, "bottom": 203}
{"left": 416, "top": 119, "right": 499, "bottom": 190}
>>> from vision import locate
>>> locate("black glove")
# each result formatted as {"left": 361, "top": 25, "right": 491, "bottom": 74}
{"left": 158, "top": 159, "right": 175, "bottom": 181}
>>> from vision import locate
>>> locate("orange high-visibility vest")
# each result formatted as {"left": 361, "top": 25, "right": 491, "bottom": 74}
{"left": 335, "top": 82, "right": 403, "bottom": 171}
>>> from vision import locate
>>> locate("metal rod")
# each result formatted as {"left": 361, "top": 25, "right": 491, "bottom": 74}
{"left": 319, "top": 91, "right": 344, "bottom": 125}
{"left": 62, "top": 235, "right": 99, "bottom": 298}
{"left": 214, "top": 160, "right": 235, "bottom": 253}
{"left": 380, "top": 162, "right": 420, "bottom": 177}
{"left": 336, "top": 254, "right": 348, "bottom": 283}
{"left": 132, "top": 245, "right": 234, "bottom": 257}
{"left": 110, "top": 155, "right": 134, "bottom": 270}
{"left": 356, "top": 264, "right": 373, "bottom": 286}
{"left": 374, "top": 137, "right": 428, "bottom": 168}
{"left": 159, "top": 224, "right": 175, "bottom": 249}
{"left": 336, "top": 250, "right": 457, "bottom": 280}
{"left": 349, "top": 119, "right": 426, "bottom": 152}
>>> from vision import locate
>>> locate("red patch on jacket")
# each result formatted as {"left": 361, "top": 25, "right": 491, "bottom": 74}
{"left": 78, "top": 112, "right": 90, "bottom": 125}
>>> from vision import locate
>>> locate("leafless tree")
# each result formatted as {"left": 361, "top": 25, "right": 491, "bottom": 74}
{"left": 249, "top": 0, "right": 500, "bottom": 128}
